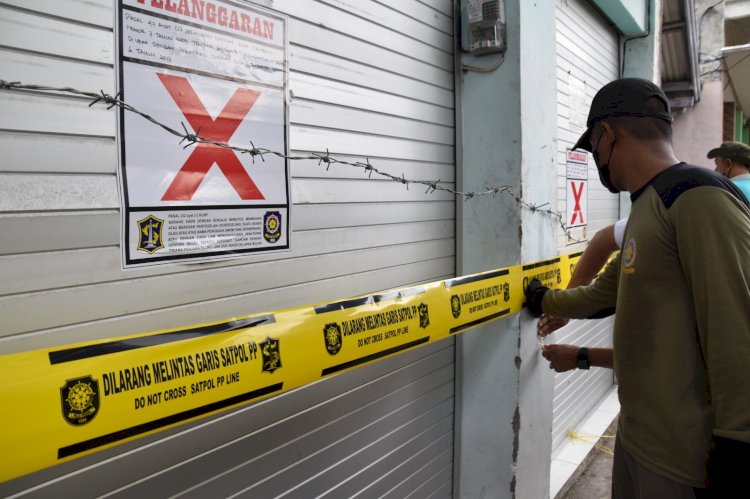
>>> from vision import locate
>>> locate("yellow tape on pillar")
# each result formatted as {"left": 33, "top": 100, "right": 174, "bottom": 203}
{"left": 0, "top": 251, "right": 583, "bottom": 482}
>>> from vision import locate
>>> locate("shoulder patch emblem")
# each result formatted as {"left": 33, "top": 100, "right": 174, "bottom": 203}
{"left": 622, "top": 238, "right": 637, "bottom": 275}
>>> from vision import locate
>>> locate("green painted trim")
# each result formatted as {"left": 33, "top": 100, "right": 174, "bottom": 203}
{"left": 590, "top": 0, "right": 647, "bottom": 35}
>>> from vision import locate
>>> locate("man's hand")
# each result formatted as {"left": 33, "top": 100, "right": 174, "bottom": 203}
{"left": 524, "top": 279, "right": 549, "bottom": 318}
{"left": 538, "top": 315, "right": 570, "bottom": 336}
{"left": 541, "top": 344, "right": 579, "bottom": 373}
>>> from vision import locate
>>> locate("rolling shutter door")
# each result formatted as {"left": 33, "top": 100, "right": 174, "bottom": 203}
{"left": 552, "top": 0, "right": 619, "bottom": 454}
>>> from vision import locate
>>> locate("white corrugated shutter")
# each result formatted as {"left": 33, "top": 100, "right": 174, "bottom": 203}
{"left": 552, "top": 0, "right": 619, "bottom": 454}
{"left": 0, "top": 0, "right": 456, "bottom": 496}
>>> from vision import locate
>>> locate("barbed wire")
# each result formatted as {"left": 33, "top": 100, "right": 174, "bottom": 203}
{"left": 0, "top": 79, "right": 586, "bottom": 243}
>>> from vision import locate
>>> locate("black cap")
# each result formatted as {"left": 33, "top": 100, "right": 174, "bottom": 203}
{"left": 707, "top": 141, "right": 750, "bottom": 166}
{"left": 573, "top": 78, "right": 673, "bottom": 152}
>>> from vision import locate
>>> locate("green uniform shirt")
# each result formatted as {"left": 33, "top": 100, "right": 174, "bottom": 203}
{"left": 542, "top": 163, "right": 750, "bottom": 487}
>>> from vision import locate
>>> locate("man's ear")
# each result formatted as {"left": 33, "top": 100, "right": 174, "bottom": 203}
{"left": 599, "top": 121, "right": 616, "bottom": 142}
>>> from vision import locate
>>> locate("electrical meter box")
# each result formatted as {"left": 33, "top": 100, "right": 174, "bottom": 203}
{"left": 465, "top": 0, "right": 506, "bottom": 55}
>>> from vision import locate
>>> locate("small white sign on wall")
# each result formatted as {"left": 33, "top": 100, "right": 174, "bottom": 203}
{"left": 566, "top": 149, "right": 588, "bottom": 241}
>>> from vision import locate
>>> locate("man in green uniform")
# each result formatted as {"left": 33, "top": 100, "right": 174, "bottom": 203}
{"left": 525, "top": 78, "right": 750, "bottom": 498}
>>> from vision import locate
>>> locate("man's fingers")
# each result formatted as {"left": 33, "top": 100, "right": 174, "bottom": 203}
{"left": 538, "top": 315, "right": 569, "bottom": 337}
{"left": 538, "top": 316, "right": 551, "bottom": 335}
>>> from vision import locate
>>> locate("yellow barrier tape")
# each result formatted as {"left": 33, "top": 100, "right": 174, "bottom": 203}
{"left": 0, "top": 251, "right": 582, "bottom": 482}
{"left": 567, "top": 430, "right": 616, "bottom": 456}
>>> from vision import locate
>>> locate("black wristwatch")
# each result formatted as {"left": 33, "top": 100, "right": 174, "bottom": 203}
{"left": 577, "top": 347, "right": 591, "bottom": 370}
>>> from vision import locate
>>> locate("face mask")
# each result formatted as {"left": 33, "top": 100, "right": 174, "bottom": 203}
{"left": 592, "top": 133, "right": 619, "bottom": 194}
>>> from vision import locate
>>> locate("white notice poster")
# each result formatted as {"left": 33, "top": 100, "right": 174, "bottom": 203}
{"left": 565, "top": 149, "right": 589, "bottom": 242}
{"left": 116, "top": 0, "right": 289, "bottom": 267}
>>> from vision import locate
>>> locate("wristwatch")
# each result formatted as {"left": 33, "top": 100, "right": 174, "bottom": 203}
{"left": 577, "top": 347, "right": 591, "bottom": 370}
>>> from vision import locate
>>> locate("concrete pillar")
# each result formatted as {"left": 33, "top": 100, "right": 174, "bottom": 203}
{"left": 454, "top": 1, "right": 557, "bottom": 497}
{"left": 620, "top": 0, "right": 662, "bottom": 217}
{"left": 516, "top": 0, "right": 559, "bottom": 496}
{"left": 621, "top": 0, "right": 661, "bottom": 81}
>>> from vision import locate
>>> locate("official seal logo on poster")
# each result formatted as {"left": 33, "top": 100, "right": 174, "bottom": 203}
{"left": 263, "top": 211, "right": 282, "bottom": 243}
{"left": 450, "top": 295, "right": 461, "bottom": 318}
{"left": 418, "top": 303, "right": 430, "bottom": 329}
{"left": 260, "top": 336, "right": 282, "bottom": 373}
{"left": 136, "top": 214, "right": 165, "bottom": 254}
{"left": 323, "top": 322, "right": 342, "bottom": 355}
{"left": 60, "top": 375, "right": 100, "bottom": 426}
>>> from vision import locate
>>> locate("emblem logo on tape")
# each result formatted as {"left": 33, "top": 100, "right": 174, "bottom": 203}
{"left": 60, "top": 375, "right": 100, "bottom": 426}
{"left": 418, "top": 303, "right": 430, "bottom": 329}
{"left": 323, "top": 322, "right": 343, "bottom": 355}
{"left": 260, "top": 337, "right": 282, "bottom": 373}
{"left": 450, "top": 295, "right": 461, "bottom": 319}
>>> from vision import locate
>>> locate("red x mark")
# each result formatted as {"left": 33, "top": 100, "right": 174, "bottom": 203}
{"left": 157, "top": 74, "right": 265, "bottom": 201}
{"left": 570, "top": 181, "right": 585, "bottom": 225}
